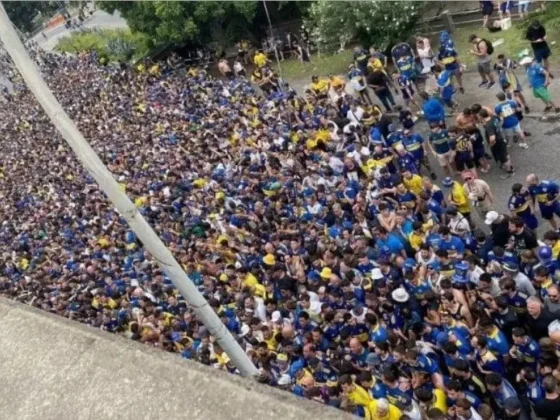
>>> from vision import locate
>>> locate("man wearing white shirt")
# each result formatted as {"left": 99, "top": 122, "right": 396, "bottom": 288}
{"left": 346, "top": 103, "right": 364, "bottom": 124}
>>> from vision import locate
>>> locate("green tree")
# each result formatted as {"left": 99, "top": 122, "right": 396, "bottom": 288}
{"left": 100, "top": 1, "right": 259, "bottom": 47}
{"left": 4, "top": 1, "right": 59, "bottom": 33}
{"left": 306, "top": 1, "right": 426, "bottom": 53}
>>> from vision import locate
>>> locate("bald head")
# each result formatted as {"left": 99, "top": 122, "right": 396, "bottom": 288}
{"left": 526, "top": 174, "right": 539, "bottom": 186}
{"left": 349, "top": 337, "right": 363, "bottom": 354}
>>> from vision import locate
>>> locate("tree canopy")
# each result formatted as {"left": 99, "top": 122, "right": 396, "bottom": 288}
{"left": 100, "top": 1, "right": 259, "bottom": 47}
{"left": 4, "top": 1, "right": 59, "bottom": 33}
{"left": 306, "top": 1, "right": 426, "bottom": 53}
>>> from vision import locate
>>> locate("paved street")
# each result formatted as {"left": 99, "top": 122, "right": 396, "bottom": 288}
{"left": 32, "top": 10, "right": 127, "bottom": 51}
{"left": 288, "top": 68, "right": 560, "bottom": 231}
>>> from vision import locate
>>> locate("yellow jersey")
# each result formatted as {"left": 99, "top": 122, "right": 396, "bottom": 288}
{"left": 254, "top": 53, "right": 268, "bottom": 68}
{"left": 403, "top": 174, "right": 423, "bottom": 195}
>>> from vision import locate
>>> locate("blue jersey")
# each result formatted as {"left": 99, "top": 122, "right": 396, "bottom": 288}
{"left": 396, "top": 190, "right": 417, "bottom": 208}
{"left": 515, "top": 337, "right": 540, "bottom": 367}
{"left": 527, "top": 62, "right": 547, "bottom": 89}
{"left": 386, "top": 130, "right": 405, "bottom": 150}
{"left": 524, "top": 380, "right": 545, "bottom": 406}
{"left": 487, "top": 327, "right": 510, "bottom": 357}
{"left": 370, "top": 324, "right": 389, "bottom": 344}
{"left": 492, "top": 378, "right": 518, "bottom": 410}
{"left": 495, "top": 100, "right": 519, "bottom": 129}
{"left": 438, "top": 45, "right": 459, "bottom": 71}
{"left": 509, "top": 192, "right": 539, "bottom": 230}
{"left": 437, "top": 70, "right": 454, "bottom": 100}
{"left": 476, "top": 349, "right": 505, "bottom": 375}
{"left": 486, "top": 250, "right": 519, "bottom": 266}
{"left": 385, "top": 384, "right": 413, "bottom": 409}
{"left": 403, "top": 133, "right": 425, "bottom": 161}
{"left": 429, "top": 129, "right": 451, "bottom": 155}
{"left": 397, "top": 153, "right": 419, "bottom": 174}
{"left": 396, "top": 56, "right": 415, "bottom": 80}
{"left": 439, "top": 235, "right": 465, "bottom": 255}
{"left": 528, "top": 180, "right": 560, "bottom": 210}
{"left": 369, "top": 126, "right": 385, "bottom": 146}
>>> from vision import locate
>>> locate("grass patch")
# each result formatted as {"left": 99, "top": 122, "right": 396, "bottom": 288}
{"left": 273, "top": 49, "right": 353, "bottom": 80}
{"left": 447, "top": 21, "right": 560, "bottom": 69}
{"left": 56, "top": 28, "right": 152, "bottom": 63}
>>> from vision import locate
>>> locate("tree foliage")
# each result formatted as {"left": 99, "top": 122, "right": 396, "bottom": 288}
{"left": 306, "top": 1, "right": 426, "bottom": 53}
{"left": 100, "top": 1, "right": 259, "bottom": 47}
{"left": 4, "top": 1, "right": 59, "bottom": 33}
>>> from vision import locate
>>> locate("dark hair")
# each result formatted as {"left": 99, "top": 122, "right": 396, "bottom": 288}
{"left": 486, "top": 372, "right": 503, "bottom": 386}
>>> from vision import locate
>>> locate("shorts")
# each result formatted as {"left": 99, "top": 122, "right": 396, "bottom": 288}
{"left": 540, "top": 201, "right": 560, "bottom": 220}
{"left": 446, "top": 68, "right": 459, "bottom": 77}
{"left": 534, "top": 45, "right": 552, "bottom": 63}
{"left": 491, "top": 142, "right": 508, "bottom": 164}
{"left": 503, "top": 123, "right": 523, "bottom": 138}
{"left": 417, "top": 156, "right": 430, "bottom": 168}
{"left": 482, "top": 3, "right": 494, "bottom": 16}
{"left": 436, "top": 151, "right": 453, "bottom": 167}
{"left": 477, "top": 61, "right": 492, "bottom": 74}
{"left": 533, "top": 86, "right": 552, "bottom": 102}
{"left": 455, "top": 155, "right": 475, "bottom": 171}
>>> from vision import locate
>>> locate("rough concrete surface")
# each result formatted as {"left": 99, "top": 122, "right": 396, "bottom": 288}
{"left": 0, "top": 298, "right": 351, "bottom": 420}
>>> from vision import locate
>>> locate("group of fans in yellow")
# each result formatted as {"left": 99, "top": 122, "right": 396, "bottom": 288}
{"left": 2, "top": 5, "right": 560, "bottom": 419}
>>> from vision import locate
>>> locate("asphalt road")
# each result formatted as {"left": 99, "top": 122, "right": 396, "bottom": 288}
{"left": 32, "top": 10, "right": 127, "bottom": 51}
{"left": 288, "top": 69, "right": 560, "bottom": 232}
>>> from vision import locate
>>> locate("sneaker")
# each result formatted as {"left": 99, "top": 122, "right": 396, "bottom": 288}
{"left": 519, "top": 142, "right": 529, "bottom": 149}
{"left": 478, "top": 80, "right": 489, "bottom": 87}
{"left": 556, "top": 107, "right": 560, "bottom": 113}
{"left": 525, "top": 106, "right": 530, "bottom": 113}
{"left": 487, "top": 81, "right": 496, "bottom": 89}
{"left": 459, "top": 87, "right": 465, "bottom": 94}
{"left": 500, "top": 172, "right": 513, "bottom": 180}
{"left": 544, "top": 106, "right": 553, "bottom": 113}
{"left": 430, "top": 173, "right": 437, "bottom": 180}
{"left": 524, "top": 131, "right": 531, "bottom": 136}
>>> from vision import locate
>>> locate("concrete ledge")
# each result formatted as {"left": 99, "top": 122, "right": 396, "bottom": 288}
{"left": 0, "top": 298, "right": 351, "bottom": 420}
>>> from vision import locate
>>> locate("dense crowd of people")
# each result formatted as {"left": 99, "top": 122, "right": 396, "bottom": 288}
{"left": 2, "top": 28, "right": 560, "bottom": 420}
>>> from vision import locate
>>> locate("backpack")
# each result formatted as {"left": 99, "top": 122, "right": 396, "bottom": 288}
{"left": 479, "top": 38, "right": 494, "bottom": 55}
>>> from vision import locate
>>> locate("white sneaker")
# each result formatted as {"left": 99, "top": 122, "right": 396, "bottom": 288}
{"left": 519, "top": 142, "right": 529, "bottom": 149}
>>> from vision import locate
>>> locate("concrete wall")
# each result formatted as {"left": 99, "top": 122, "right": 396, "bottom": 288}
{"left": 0, "top": 298, "right": 352, "bottom": 420}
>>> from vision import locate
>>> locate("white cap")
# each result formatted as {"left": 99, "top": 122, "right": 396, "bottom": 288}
{"left": 392, "top": 287, "right": 410, "bottom": 303}
{"left": 520, "top": 56, "right": 533, "bottom": 66}
{"left": 271, "top": 311, "right": 282, "bottom": 323}
{"left": 371, "top": 268, "right": 384, "bottom": 280}
{"left": 485, "top": 211, "right": 500, "bottom": 225}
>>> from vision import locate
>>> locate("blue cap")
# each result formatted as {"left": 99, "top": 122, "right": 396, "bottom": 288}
{"left": 404, "top": 258, "right": 418, "bottom": 269}
{"left": 442, "top": 177, "right": 454, "bottom": 187}
{"left": 539, "top": 246, "right": 553, "bottom": 261}
{"left": 388, "top": 123, "right": 396, "bottom": 132}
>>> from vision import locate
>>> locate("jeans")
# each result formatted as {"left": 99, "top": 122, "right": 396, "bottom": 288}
{"left": 375, "top": 87, "right": 396, "bottom": 111}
